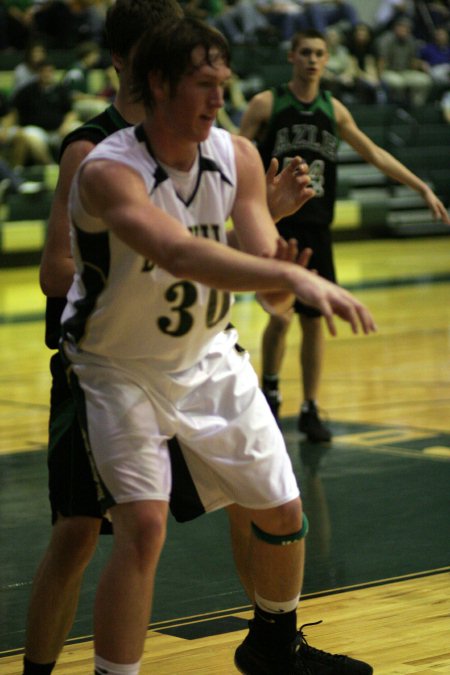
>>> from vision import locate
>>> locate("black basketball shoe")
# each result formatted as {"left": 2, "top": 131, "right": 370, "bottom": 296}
{"left": 298, "top": 401, "right": 331, "bottom": 443}
{"left": 235, "top": 621, "right": 373, "bottom": 675}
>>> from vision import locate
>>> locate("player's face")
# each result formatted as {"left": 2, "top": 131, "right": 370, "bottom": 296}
{"left": 289, "top": 37, "right": 328, "bottom": 82}
{"left": 166, "top": 45, "right": 231, "bottom": 143}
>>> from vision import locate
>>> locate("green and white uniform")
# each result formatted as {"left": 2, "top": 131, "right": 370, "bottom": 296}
{"left": 61, "top": 125, "right": 300, "bottom": 512}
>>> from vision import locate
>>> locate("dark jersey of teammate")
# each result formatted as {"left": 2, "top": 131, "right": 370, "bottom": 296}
{"left": 258, "top": 86, "right": 340, "bottom": 315}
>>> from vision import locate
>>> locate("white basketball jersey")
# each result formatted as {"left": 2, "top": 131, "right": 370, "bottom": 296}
{"left": 62, "top": 125, "right": 237, "bottom": 371}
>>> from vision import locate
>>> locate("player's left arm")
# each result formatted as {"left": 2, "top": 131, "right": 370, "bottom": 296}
{"left": 334, "top": 98, "right": 450, "bottom": 224}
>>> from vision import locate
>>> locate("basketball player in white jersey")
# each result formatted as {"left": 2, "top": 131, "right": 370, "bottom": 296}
{"left": 61, "top": 16, "right": 375, "bottom": 675}
{"left": 25, "top": 3, "right": 317, "bottom": 673}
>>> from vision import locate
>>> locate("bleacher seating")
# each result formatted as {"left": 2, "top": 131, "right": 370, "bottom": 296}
{"left": 335, "top": 102, "right": 450, "bottom": 238}
{"left": 0, "top": 165, "right": 57, "bottom": 267}
{"left": 0, "top": 49, "right": 108, "bottom": 265}
{"left": 1, "top": 46, "right": 449, "bottom": 263}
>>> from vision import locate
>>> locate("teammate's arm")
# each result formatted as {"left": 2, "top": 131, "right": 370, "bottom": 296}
{"left": 239, "top": 89, "right": 272, "bottom": 142}
{"left": 40, "top": 140, "right": 95, "bottom": 296}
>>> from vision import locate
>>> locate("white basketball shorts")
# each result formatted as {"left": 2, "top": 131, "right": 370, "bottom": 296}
{"left": 63, "top": 330, "right": 300, "bottom": 513}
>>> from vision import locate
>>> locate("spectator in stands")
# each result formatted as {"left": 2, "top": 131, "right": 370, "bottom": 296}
{"left": 9, "top": 60, "right": 81, "bottom": 164}
{"left": 301, "top": 0, "right": 359, "bottom": 34}
{"left": 428, "top": 1, "right": 450, "bottom": 28}
{"left": 222, "top": 0, "right": 272, "bottom": 44}
{"left": 0, "top": 0, "right": 34, "bottom": 49}
{"left": 378, "top": 16, "right": 433, "bottom": 106}
{"left": 183, "top": 0, "right": 271, "bottom": 44}
{"left": 62, "top": 41, "right": 101, "bottom": 94}
{"left": 321, "top": 26, "right": 355, "bottom": 101}
{"left": 415, "top": 1, "right": 450, "bottom": 41}
{"left": 374, "top": 0, "right": 415, "bottom": 36}
{"left": 32, "top": 0, "right": 105, "bottom": 49}
{"left": 0, "top": 150, "right": 45, "bottom": 197}
{"left": 418, "top": 26, "right": 450, "bottom": 86}
{"left": 62, "top": 40, "right": 109, "bottom": 120}
{"left": 12, "top": 41, "right": 47, "bottom": 95}
{"left": 1, "top": 89, "right": 22, "bottom": 166}
{"left": 347, "top": 22, "right": 384, "bottom": 103}
{"left": 0, "top": 121, "right": 37, "bottom": 167}
{"left": 256, "top": 1, "right": 307, "bottom": 43}
{"left": 0, "top": 157, "right": 23, "bottom": 195}
{"left": 257, "top": 0, "right": 359, "bottom": 43}
{"left": 0, "top": 89, "right": 31, "bottom": 167}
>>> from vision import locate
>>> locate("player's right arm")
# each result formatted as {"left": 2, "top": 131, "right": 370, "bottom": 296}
{"left": 39, "top": 139, "right": 95, "bottom": 297}
{"left": 77, "top": 158, "right": 376, "bottom": 337}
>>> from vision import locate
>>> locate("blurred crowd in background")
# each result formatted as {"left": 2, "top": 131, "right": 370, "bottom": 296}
{"left": 0, "top": 0, "right": 449, "bottom": 180}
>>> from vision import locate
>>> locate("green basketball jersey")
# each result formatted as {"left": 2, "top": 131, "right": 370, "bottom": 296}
{"left": 258, "top": 85, "right": 339, "bottom": 228}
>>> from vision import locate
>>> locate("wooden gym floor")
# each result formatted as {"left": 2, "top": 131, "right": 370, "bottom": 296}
{"left": 0, "top": 236, "right": 449, "bottom": 673}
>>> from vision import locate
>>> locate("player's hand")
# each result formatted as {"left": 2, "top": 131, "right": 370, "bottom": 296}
{"left": 422, "top": 186, "right": 450, "bottom": 224}
{"left": 266, "top": 156, "right": 315, "bottom": 223}
{"left": 291, "top": 271, "right": 377, "bottom": 337}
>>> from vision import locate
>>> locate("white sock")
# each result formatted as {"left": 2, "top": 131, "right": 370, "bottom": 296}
{"left": 94, "top": 655, "right": 141, "bottom": 675}
{"left": 254, "top": 591, "right": 299, "bottom": 614}
{"left": 263, "top": 373, "right": 279, "bottom": 383}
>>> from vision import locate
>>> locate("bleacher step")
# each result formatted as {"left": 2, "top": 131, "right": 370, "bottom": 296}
{"left": 387, "top": 195, "right": 425, "bottom": 209}
{"left": 386, "top": 220, "right": 450, "bottom": 236}
{"left": 387, "top": 209, "right": 444, "bottom": 225}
